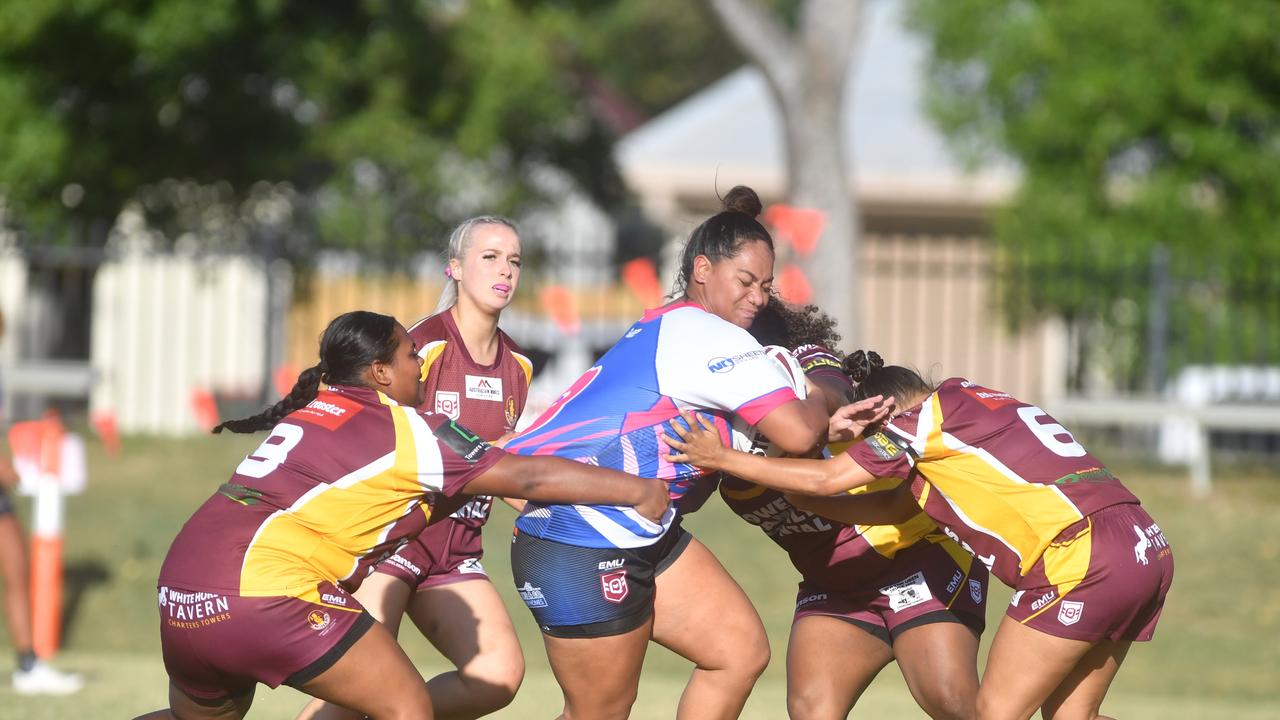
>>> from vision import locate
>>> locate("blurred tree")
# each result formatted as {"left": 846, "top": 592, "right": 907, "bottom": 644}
{"left": 0, "top": 0, "right": 742, "bottom": 258}
{"left": 909, "top": 0, "right": 1280, "bottom": 382}
{"left": 702, "top": 0, "right": 867, "bottom": 342}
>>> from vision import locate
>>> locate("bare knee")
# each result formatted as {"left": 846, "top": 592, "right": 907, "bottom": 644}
{"left": 917, "top": 682, "right": 976, "bottom": 720}
{"left": 787, "top": 683, "right": 849, "bottom": 720}
{"left": 455, "top": 654, "right": 525, "bottom": 712}
{"left": 563, "top": 686, "right": 638, "bottom": 720}
{"left": 739, "top": 633, "right": 771, "bottom": 680}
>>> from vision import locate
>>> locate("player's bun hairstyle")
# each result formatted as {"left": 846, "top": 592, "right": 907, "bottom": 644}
{"left": 213, "top": 311, "right": 401, "bottom": 434}
{"left": 846, "top": 350, "right": 934, "bottom": 404}
{"left": 672, "top": 185, "right": 774, "bottom": 297}
{"left": 748, "top": 295, "right": 842, "bottom": 352}
{"left": 433, "top": 215, "right": 519, "bottom": 315}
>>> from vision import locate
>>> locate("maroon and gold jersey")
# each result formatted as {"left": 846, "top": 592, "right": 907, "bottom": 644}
{"left": 158, "top": 385, "right": 504, "bottom": 605}
{"left": 408, "top": 311, "right": 531, "bottom": 526}
{"left": 847, "top": 377, "right": 1140, "bottom": 587}
{"left": 719, "top": 474, "right": 964, "bottom": 588}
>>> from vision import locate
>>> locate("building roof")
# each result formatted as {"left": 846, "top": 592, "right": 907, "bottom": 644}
{"left": 615, "top": 0, "right": 1017, "bottom": 210}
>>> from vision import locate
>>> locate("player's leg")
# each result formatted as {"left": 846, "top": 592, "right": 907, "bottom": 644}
{"left": 132, "top": 683, "right": 256, "bottom": 720}
{"left": 298, "top": 618, "right": 434, "bottom": 720}
{"left": 542, "top": 615, "right": 653, "bottom": 720}
{"left": 407, "top": 578, "right": 525, "bottom": 719}
{"left": 297, "top": 572, "right": 414, "bottom": 720}
{"left": 650, "top": 536, "right": 771, "bottom": 720}
{"left": 976, "top": 616, "right": 1097, "bottom": 720}
{"left": 0, "top": 513, "right": 34, "bottom": 661}
{"left": 1039, "top": 639, "right": 1130, "bottom": 720}
{"left": 785, "top": 614, "right": 893, "bottom": 720}
{"left": 892, "top": 618, "right": 980, "bottom": 720}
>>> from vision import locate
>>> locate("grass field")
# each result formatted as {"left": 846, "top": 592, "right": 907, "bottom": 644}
{"left": 1, "top": 431, "right": 1278, "bottom": 718}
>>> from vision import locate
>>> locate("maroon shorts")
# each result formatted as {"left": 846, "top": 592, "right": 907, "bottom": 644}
{"left": 158, "top": 580, "right": 372, "bottom": 700}
{"left": 373, "top": 514, "right": 488, "bottom": 590}
{"left": 1006, "top": 502, "right": 1173, "bottom": 643}
{"left": 794, "top": 539, "right": 988, "bottom": 645}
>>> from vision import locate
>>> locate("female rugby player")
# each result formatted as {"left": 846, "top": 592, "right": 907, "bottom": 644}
{"left": 136, "top": 311, "right": 667, "bottom": 720}
{"left": 664, "top": 351, "right": 1173, "bottom": 720}
{"left": 502, "top": 187, "right": 851, "bottom": 719}
{"left": 303, "top": 217, "right": 531, "bottom": 720}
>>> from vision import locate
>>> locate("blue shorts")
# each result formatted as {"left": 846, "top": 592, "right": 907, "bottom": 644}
{"left": 510, "top": 522, "right": 691, "bottom": 638}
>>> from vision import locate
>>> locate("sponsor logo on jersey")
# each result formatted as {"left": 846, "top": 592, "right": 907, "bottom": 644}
{"left": 505, "top": 396, "right": 518, "bottom": 428}
{"left": 867, "top": 432, "right": 907, "bottom": 461}
{"left": 707, "top": 357, "right": 736, "bottom": 374}
{"left": 321, "top": 593, "right": 348, "bottom": 607}
{"left": 293, "top": 393, "right": 363, "bottom": 430}
{"left": 1134, "top": 521, "right": 1170, "bottom": 564}
{"left": 969, "top": 578, "right": 984, "bottom": 604}
{"left": 517, "top": 582, "right": 547, "bottom": 608}
{"left": 879, "top": 571, "right": 932, "bottom": 612}
{"left": 706, "top": 350, "right": 767, "bottom": 375}
{"left": 600, "top": 570, "right": 629, "bottom": 604}
{"left": 1009, "top": 590, "right": 1025, "bottom": 607}
{"left": 1030, "top": 590, "right": 1057, "bottom": 611}
{"left": 387, "top": 554, "right": 423, "bottom": 577}
{"left": 458, "top": 558, "right": 486, "bottom": 575}
{"left": 1057, "top": 600, "right": 1084, "bottom": 626}
{"left": 961, "top": 382, "right": 1019, "bottom": 410}
{"left": 158, "top": 587, "right": 232, "bottom": 629}
{"left": 465, "top": 375, "right": 503, "bottom": 402}
{"left": 435, "top": 391, "right": 461, "bottom": 419}
{"left": 796, "top": 592, "right": 828, "bottom": 608}
{"left": 624, "top": 327, "right": 643, "bottom": 339}
{"left": 597, "top": 559, "right": 625, "bottom": 570}
{"left": 308, "top": 610, "right": 332, "bottom": 632}
{"left": 440, "top": 420, "right": 491, "bottom": 463}
{"left": 946, "top": 570, "right": 964, "bottom": 594}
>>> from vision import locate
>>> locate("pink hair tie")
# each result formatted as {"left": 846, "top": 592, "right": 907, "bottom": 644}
{"left": 444, "top": 266, "right": 453, "bottom": 279}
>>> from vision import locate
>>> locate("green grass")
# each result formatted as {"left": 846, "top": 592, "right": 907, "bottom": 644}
{"left": 1, "top": 435, "right": 1278, "bottom": 718}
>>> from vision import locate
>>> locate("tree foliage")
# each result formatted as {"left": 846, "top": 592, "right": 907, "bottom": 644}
{"left": 0, "top": 0, "right": 740, "bottom": 257}
{"left": 909, "top": 0, "right": 1280, "bottom": 378}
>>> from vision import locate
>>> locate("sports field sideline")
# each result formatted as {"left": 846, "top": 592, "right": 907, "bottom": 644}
{"left": 1, "top": 432, "right": 1277, "bottom": 719}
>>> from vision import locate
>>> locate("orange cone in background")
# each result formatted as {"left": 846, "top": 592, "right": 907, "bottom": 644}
{"left": 90, "top": 410, "right": 121, "bottom": 457}
{"left": 620, "top": 258, "right": 664, "bottom": 309}
{"left": 764, "top": 204, "right": 826, "bottom": 257}
{"left": 776, "top": 264, "right": 814, "bottom": 305}
{"left": 190, "top": 388, "right": 220, "bottom": 432}
{"left": 274, "top": 364, "right": 300, "bottom": 398}
{"left": 540, "top": 285, "right": 581, "bottom": 336}
{"left": 7, "top": 414, "right": 67, "bottom": 659}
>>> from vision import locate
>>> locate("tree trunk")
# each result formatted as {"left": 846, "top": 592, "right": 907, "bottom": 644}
{"left": 704, "top": 0, "right": 865, "bottom": 343}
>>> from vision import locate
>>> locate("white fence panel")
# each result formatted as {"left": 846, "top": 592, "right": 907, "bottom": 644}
{"left": 91, "top": 255, "right": 268, "bottom": 435}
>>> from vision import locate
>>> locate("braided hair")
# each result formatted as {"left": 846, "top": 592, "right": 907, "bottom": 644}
{"left": 671, "top": 185, "right": 775, "bottom": 298}
{"left": 213, "top": 311, "right": 401, "bottom": 434}
{"left": 845, "top": 349, "right": 934, "bottom": 404}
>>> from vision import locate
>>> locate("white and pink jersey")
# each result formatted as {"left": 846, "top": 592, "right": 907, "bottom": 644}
{"left": 506, "top": 302, "right": 798, "bottom": 548}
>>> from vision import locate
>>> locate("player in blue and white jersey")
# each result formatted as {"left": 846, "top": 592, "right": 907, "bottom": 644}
{"left": 505, "top": 186, "right": 854, "bottom": 719}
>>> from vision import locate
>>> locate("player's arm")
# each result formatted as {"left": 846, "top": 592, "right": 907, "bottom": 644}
{"left": 785, "top": 482, "right": 918, "bottom": 526}
{"left": 663, "top": 408, "right": 887, "bottom": 496}
{"left": 489, "top": 432, "right": 528, "bottom": 512}
{"left": 751, "top": 391, "right": 830, "bottom": 456}
{"left": 462, "top": 454, "right": 669, "bottom": 522}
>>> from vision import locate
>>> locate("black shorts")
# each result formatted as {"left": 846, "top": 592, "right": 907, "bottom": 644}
{"left": 0, "top": 487, "right": 13, "bottom": 516}
{"left": 510, "top": 522, "right": 692, "bottom": 639}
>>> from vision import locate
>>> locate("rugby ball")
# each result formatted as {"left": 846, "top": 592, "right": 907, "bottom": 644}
{"left": 730, "top": 345, "right": 807, "bottom": 456}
